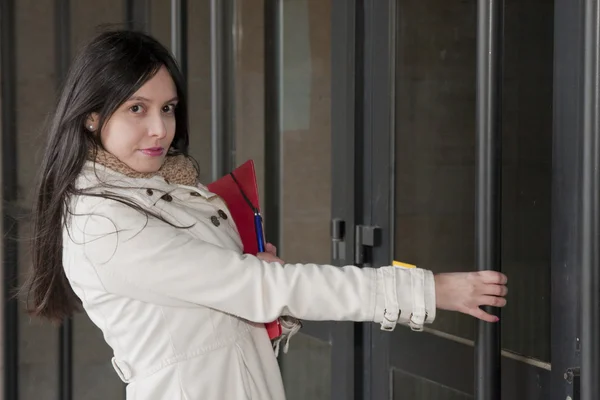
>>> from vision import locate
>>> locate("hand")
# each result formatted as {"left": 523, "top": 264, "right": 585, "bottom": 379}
{"left": 257, "top": 243, "right": 284, "bottom": 264}
{"left": 434, "top": 271, "right": 508, "bottom": 323}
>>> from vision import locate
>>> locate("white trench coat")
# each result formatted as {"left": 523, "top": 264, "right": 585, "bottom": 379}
{"left": 62, "top": 162, "right": 436, "bottom": 399}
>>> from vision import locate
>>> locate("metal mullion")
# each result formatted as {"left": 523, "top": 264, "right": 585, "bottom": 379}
{"left": 55, "top": 1, "right": 73, "bottom": 399}
{"left": 0, "top": 0, "right": 19, "bottom": 399}
{"left": 210, "top": 0, "right": 236, "bottom": 181}
{"left": 125, "top": 0, "right": 151, "bottom": 32}
{"left": 581, "top": 0, "right": 600, "bottom": 398}
{"left": 551, "top": 0, "right": 584, "bottom": 397}
{"left": 264, "top": 0, "right": 281, "bottom": 247}
{"left": 475, "top": 1, "right": 504, "bottom": 399}
{"left": 170, "top": 0, "right": 188, "bottom": 82}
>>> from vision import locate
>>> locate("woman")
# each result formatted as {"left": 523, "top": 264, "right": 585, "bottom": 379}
{"left": 26, "top": 30, "right": 507, "bottom": 399}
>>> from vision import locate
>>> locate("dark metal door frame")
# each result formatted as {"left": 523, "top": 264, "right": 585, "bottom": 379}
{"left": 552, "top": 1, "right": 584, "bottom": 399}
{"left": 338, "top": 0, "right": 594, "bottom": 399}
{"left": 1, "top": 1, "right": 19, "bottom": 399}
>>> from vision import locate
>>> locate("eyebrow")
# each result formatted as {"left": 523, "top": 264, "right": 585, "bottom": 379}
{"left": 127, "top": 95, "right": 179, "bottom": 103}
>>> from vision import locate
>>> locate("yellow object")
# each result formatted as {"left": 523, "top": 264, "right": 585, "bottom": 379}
{"left": 393, "top": 260, "right": 416, "bottom": 269}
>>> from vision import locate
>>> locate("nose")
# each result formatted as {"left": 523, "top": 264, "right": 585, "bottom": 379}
{"left": 148, "top": 112, "right": 168, "bottom": 139}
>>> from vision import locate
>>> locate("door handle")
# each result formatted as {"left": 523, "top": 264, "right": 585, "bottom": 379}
{"left": 331, "top": 218, "right": 346, "bottom": 262}
{"left": 564, "top": 367, "right": 580, "bottom": 400}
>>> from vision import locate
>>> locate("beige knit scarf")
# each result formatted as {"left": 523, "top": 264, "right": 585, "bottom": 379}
{"left": 90, "top": 148, "right": 198, "bottom": 186}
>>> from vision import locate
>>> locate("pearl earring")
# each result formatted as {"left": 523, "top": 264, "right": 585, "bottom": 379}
{"left": 89, "top": 125, "right": 94, "bottom": 130}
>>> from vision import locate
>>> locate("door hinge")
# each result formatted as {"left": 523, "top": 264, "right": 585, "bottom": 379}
{"left": 564, "top": 367, "right": 580, "bottom": 400}
{"left": 354, "top": 225, "right": 381, "bottom": 266}
{"left": 331, "top": 218, "right": 346, "bottom": 263}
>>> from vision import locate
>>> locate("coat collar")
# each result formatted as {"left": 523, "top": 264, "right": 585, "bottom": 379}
{"left": 77, "top": 161, "right": 216, "bottom": 204}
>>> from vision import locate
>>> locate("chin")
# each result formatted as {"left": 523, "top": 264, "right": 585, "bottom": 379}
{"left": 130, "top": 160, "right": 164, "bottom": 173}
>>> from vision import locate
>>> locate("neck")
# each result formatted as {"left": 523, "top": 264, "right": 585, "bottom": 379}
{"left": 90, "top": 147, "right": 198, "bottom": 186}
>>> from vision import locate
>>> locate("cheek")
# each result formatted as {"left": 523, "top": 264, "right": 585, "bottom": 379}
{"left": 167, "top": 118, "right": 177, "bottom": 139}
{"left": 101, "top": 119, "right": 143, "bottom": 152}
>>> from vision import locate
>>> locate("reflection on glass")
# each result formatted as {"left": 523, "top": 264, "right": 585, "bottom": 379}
{"left": 394, "top": 0, "right": 478, "bottom": 340}
{"left": 279, "top": 0, "right": 332, "bottom": 265}
{"left": 276, "top": 0, "right": 333, "bottom": 397}
{"left": 393, "top": 368, "right": 472, "bottom": 400}
{"left": 499, "top": 0, "right": 553, "bottom": 362}
{"left": 281, "top": 333, "right": 332, "bottom": 400}
{"left": 393, "top": 1, "right": 552, "bottom": 362}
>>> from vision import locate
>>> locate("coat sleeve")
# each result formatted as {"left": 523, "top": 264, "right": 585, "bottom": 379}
{"left": 66, "top": 196, "right": 436, "bottom": 331}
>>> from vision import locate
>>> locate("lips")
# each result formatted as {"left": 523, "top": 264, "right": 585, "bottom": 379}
{"left": 140, "top": 147, "right": 164, "bottom": 157}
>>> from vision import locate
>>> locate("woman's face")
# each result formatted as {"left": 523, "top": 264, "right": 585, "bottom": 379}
{"left": 94, "top": 66, "right": 178, "bottom": 173}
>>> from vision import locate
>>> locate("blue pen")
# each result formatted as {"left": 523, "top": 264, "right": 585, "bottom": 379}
{"left": 229, "top": 171, "right": 266, "bottom": 253}
{"left": 254, "top": 212, "right": 266, "bottom": 253}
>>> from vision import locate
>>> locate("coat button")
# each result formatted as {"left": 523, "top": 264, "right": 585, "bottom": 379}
{"left": 146, "top": 189, "right": 153, "bottom": 196}
{"left": 161, "top": 193, "right": 173, "bottom": 202}
{"left": 190, "top": 191, "right": 201, "bottom": 197}
{"left": 210, "top": 216, "right": 220, "bottom": 227}
{"left": 218, "top": 210, "right": 228, "bottom": 220}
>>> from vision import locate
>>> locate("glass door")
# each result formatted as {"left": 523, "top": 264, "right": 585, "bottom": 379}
{"left": 354, "top": 0, "right": 583, "bottom": 399}
{"left": 273, "top": 1, "right": 356, "bottom": 399}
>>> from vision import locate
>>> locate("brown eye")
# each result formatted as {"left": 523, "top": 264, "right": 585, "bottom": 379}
{"left": 130, "top": 105, "right": 143, "bottom": 113}
{"left": 162, "top": 104, "right": 176, "bottom": 114}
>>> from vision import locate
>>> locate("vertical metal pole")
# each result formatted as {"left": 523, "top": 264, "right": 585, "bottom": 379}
{"left": 55, "top": 1, "right": 73, "bottom": 399}
{"left": 475, "top": 1, "right": 503, "bottom": 399}
{"left": 581, "top": 1, "right": 600, "bottom": 398}
{"left": 210, "top": 0, "right": 224, "bottom": 180}
{"left": 170, "top": 0, "right": 188, "bottom": 81}
{"left": 330, "top": 0, "right": 358, "bottom": 397}
{"left": 0, "top": 0, "right": 19, "bottom": 399}
{"left": 125, "top": 0, "right": 151, "bottom": 32}
{"left": 264, "top": 0, "right": 282, "bottom": 248}
{"left": 210, "top": 0, "right": 235, "bottom": 180}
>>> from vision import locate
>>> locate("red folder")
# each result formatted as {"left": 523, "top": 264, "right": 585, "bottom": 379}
{"left": 207, "top": 160, "right": 282, "bottom": 340}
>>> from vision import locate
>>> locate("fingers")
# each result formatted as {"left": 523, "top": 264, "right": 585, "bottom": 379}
{"left": 478, "top": 270, "right": 508, "bottom": 285}
{"left": 482, "top": 283, "right": 508, "bottom": 297}
{"left": 479, "top": 295, "right": 507, "bottom": 308}
{"left": 469, "top": 307, "right": 500, "bottom": 323}
{"left": 265, "top": 243, "right": 277, "bottom": 256}
{"left": 256, "top": 252, "right": 284, "bottom": 264}
{"left": 469, "top": 294, "right": 506, "bottom": 322}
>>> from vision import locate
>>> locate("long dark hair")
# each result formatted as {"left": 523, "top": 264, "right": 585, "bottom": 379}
{"left": 26, "top": 29, "right": 190, "bottom": 323}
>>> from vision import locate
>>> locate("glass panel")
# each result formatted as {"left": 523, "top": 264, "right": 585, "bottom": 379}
{"left": 187, "top": 1, "right": 213, "bottom": 184}
{"left": 279, "top": 0, "right": 332, "bottom": 265}
{"left": 281, "top": 333, "right": 332, "bottom": 400}
{"left": 394, "top": 0, "right": 553, "bottom": 361}
{"left": 276, "top": 0, "right": 333, "bottom": 396}
{"left": 392, "top": 369, "right": 472, "bottom": 400}
{"left": 233, "top": 0, "right": 266, "bottom": 200}
{"left": 393, "top": 0, "right": 553, "bottom": 362}
{"left": 500, "top": 0, "right": 553, "bottom": 362}
{"left": 16, "top": 1, "right": 60, "bottom": 398}
{"left": 394, "top": 0, "right": 477, "bottom": 340}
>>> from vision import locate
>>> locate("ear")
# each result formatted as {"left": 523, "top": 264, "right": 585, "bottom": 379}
{"left": 85, "top": 113, "right": 100, "bottom": 132}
